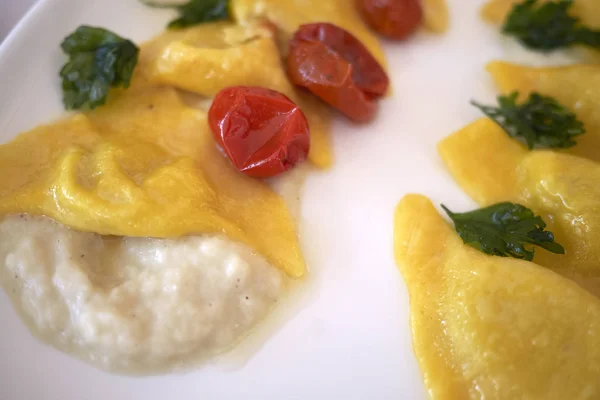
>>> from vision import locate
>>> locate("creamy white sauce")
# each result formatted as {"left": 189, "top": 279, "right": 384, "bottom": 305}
{"left": 0, "top": 166, "right": 308, "bottom": 374}
{"left": 0, "top": 215, "right": 285, "bottom": 373}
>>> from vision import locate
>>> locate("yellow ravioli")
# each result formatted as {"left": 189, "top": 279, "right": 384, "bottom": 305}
{"left": 0, "top": 38, "right": 306, "bottom": 278}
{"left": 439, "top": 118, "right": 600, "bottom": 294}
{"left": 149, "top": 22, "right": 332, "bottom": 168}
{"left": 395, "top": 194, "right": 600, "bottom": 400}
{"left": 230, "top": 0, "right": 387, "bottom": 67}
{"left": 422, "top": 0, "right": 450, "bottom": 34}
{"left": 481, "top": 0, "right": 600, "bottom": 27}
{"left": 487, "top": 61, "right": 600, "bottom": 164}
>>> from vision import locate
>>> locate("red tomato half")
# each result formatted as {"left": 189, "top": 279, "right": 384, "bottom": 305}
{"left": 359, "top": 0, "right": 423, "bottom": 40}
{"left": 287, "top": 40, "right": 377, "bottom": 123}
{"left": 208, "top": 86, "right": 310, "bottom": 178}
{"left": 292, "top": 23, "right": 389, "bottom": 98}
{"left": 287, "top": 23, "right": 389, "bottom": 123}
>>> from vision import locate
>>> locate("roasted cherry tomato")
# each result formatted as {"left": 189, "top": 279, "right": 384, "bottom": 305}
{"left": 287, "top": 40, "right": 377, "bottom": 123}
{"left": 287, "top": 23, "right": 389, "bottom": 123}
{"left": 208, "top": 86, "right": 310, "bottom": 178}
{"left": 292, "top": 23, "right": 389, "bottom": 99}
{"left": 358, "top": 0, "right": 423, "bottom": 40}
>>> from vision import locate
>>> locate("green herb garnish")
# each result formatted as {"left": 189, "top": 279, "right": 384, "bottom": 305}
{"left": 503, "top": 0, "right": 600, "bottom": 51}
{"left": 142, "top": 0, "right": 230, "bottom": 29}
{"left": 60, "top": 26, "right": 139, "bottom": 110}
{"left": 471, "top": 92, "right": 585, "bottom": 149}
{"left": 442, "top": 203, "right": 564, "bottom": 261}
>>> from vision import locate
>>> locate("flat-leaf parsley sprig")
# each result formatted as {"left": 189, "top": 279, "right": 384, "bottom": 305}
{"left": 472, "top": 92, "right": 585, "bottom": 149}
{"left": 503, "top": 0, "right": 600, "bottom": 51}
{"left": 141, "top": 0, "right": 230, "bottom": 29}
{"left": 60, "top": 26, "right": 139, "bottom": 110}
{"left": 442, "top": 202, "right": 565, "bottom": 261}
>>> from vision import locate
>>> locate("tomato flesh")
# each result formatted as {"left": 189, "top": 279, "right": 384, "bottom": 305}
{"left": 208, "top": 86, "right": 310, "bottom": 178}
{"left": 359, "top": 0, "right": 423, "bottom": 40}
{"left": 287, "top": 23, "right": 388, "bottom": 123}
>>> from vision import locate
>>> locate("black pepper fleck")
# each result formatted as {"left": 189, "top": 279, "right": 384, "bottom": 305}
{"left": 245, "top": 296, "right": 249, "bottom": 300}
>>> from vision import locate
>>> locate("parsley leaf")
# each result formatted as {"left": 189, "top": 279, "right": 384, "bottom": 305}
{"left": 503, "top": 0, "right": 600, "bottom": 51}
{"left": 142, "top": 0, "right": 230, "bottom": 29}
{"left": 60, "top": 26, "right": 139, "bottom": 110}
{"left": 442, "top": 203, "right": 565, "bottom": 261}
{"left": 471, "top": 92, "right": 585, "bottom": 149}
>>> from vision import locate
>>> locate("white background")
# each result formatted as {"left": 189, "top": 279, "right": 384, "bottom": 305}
{"left": 0, "top": 0, "right": 38, "bottom": 41}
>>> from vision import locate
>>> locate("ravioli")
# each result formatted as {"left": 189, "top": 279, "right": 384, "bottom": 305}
{"left": 230, "top": 0, "right": 387, "bottom": 66}
{"left": 230, "top": 0, "right": 448, "bottom": 63}
{"left": 395, "top": 194, "right": 600, "bottom": 400}
{"left": 421, "top": 0, "right": 450, "bottom": 34}
{"left": 149, "top": 23, "right": 332, "bottom": 168}
{"left": 439, "top": 118, "right": 600, "bottom": 294}
{"left": 487, "top": 61, "right": 600, "bottom": 163}
{"left": 481, "top": 0, "right": 600, "bottom": 27}
{"left": 0, "top": 30, "right": 306, "bottom": 278}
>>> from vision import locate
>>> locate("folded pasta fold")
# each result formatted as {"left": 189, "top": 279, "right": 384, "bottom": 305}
{"left": 487, "top": 61, "right": 600, "bottom": 163}
{"left": 395, "top": 194, "right": 600, "bottom": 400}
{"left": 0, "top": 27, "right": 309, "bottom": 277}
{"left": 439, "top": 118, "right": 600, "bottom": 295}
{"left": 149, "top": 22, "right": 333, "bottom": 168}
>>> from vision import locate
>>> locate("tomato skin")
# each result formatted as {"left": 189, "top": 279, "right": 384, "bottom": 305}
{"left": 208, "top": 87, "right": 310, "bottom": 178}
{"left": 359, "top": 0, "right": 423, "bottom": 40}
{"left": 287, "top": 23, "right": 388, "bottom": 122}
{"left": 287, "top": 40, "right": 377, "bottom": 123}
{"left": 292, "top": 23, "right": 389, "bottom": 99}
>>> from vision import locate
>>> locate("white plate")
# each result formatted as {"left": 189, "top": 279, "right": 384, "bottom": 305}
{"left": 0, "top": 0, "right": 566, "bottom": 398}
